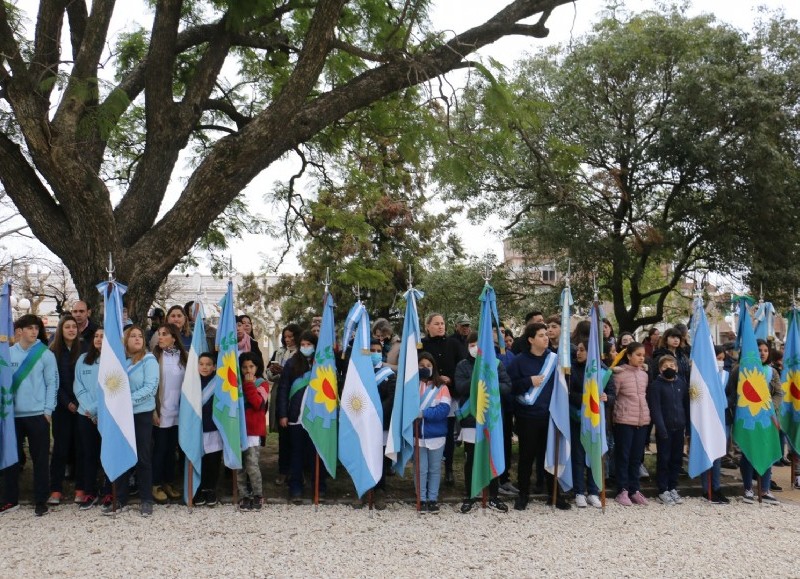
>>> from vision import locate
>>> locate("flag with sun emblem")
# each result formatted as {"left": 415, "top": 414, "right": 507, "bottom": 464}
{"left": 301, "top": 292, "right": 339, "bottom": 477}
{"left": 338, "top": 302, "right": 383, "bottom": 498}
{"left": 545, "top": 287, "right": 573, "bottom": 492}
{"left": 580, "top": 304, "right": 608, "bottom": 490}
{"left": 780, "top": 306, "right": 800, "bottom": 452}
{"left": 469, "top": 283, "right": 506, "bottom": 498}
{"left": 212, "top": 281, "right": 247, "bottom": 470}
{"left": 687, "top": 297, "right": 727, "bottom": 478}
{"left": 732, "top": 296, "right": 781, "bottom": 475}
{"left": 179, "top": 303, "right": 206, "bottom": 500}
{"left": 385, "top": 287, "right": 423, "bottom": 476}
{"left": 95, "top": 280, "right": 138, "bottom": 481}
{"left": 0, "top": 281, "right": 18, "bottom": 470}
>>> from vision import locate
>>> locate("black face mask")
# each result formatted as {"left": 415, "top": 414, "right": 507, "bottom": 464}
{"left": 662, "top": 368, "right": 677, "bottom": 380}
{"left": 418, "top": 367, "right": 432, "bottom": 380}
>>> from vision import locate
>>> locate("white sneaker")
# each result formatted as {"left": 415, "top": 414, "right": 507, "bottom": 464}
{"left": 587, "top": 494, "right": 602, "bottom": 508}
{"left": 669, "top": 489, "right": 684, "bottom": 504}
{"left": 639, "top": 464, "right": 650, "bottom": 478}
{"left": 658, "top": 491, "right": 675, "bottom": 505}
{"left": 742, "top": 489, "right": 755, "bottom": 504}
{"left": 575, "top": 494, "right": 588, "bottom": 508}
{"left": 761, "top": 493, "right": 780, "bottom": 505}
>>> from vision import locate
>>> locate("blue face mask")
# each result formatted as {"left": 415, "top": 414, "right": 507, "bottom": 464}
{"left": 370, "top": 352, "right": 383, "bottom": 367}
{"left": 300, "top": 345, "right": 315, "bottom": 358}
{"left": 418, "top": 367, "right": 432, "bottom": 380}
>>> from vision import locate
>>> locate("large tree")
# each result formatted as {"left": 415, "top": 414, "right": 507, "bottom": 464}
{"left": 0, "top": 0, "right": 575, "bottom": 321}
{"left": 437, "top": 7, "right": 800, "bottom": 331}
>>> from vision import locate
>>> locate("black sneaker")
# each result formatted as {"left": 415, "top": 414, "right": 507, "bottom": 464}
{"left": 710, "top": 490, "right": 730, "bottom": 505}
{"left": 460, "top": 498, "right": 475, "bottom": 514}
{"left": 770, "top": 480, "right": 783, "bottom": 492}
{"left": 427, "top": 501, "right": 440, "bottom": 514}
{"left": 514, "top": 496, "right": 529, "bottom": 511}
{"left": 192, "top": 491, "right": 207, "bottom": 507}
{"left": 252, "top": 495, "right": 263, "bottom": 511}
{"left": 548, "top": 496, "right": 572, "bottom": 511}
{"left": 101, "top": 502, "right": 129, "bottom": 516}
{"left": 205, "top": 491, "right": 218, "bottom": 507}
{"left": 79, "top": 495, "right": 98, "bottom": 511}
{"left": 238, "top": 497, "right": 253, "bottom": 511}
{"left": 776, "top": 457, "right": 791, "bottom": 467}
{"left": 488, "top": 497, "right": 508, "bottom": 513}
{"left": 34, "top": 503, "right": 49, "bottom": 517}
{"left": 418, "top": 501, "right": 428, "bottom": 515}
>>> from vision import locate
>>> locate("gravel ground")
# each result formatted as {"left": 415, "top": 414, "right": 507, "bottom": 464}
{"left": 2, "top": 497, "right": 799, "bottom": 578}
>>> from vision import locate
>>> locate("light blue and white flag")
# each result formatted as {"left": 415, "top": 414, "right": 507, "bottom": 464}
{"left": 754, "top": 300, "right": 775, "bottom": 342}
{"left": 546, "top": 285, "right": 573, "bottom": 492}
{"left": 385, "top": 288, "right": 423, "bottom": 476}
{"left": 179, "top": 303, "right": 205, "bottom": 501}
{"left": 0, "top": 282, "right": 17, "bottom": 470}
{"left": 96, "top": 281, "right": 138, "bottom": 481}
{"left": 339, "top": 302, "right": 383, "bottom": 498}
{"left": 687, "top": 297, "right": 728, "bottom": 478}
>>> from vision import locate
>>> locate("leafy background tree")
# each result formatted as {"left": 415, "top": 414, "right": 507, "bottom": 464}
{"left": 435, "top": 6, "right": 800, "bottom": 330}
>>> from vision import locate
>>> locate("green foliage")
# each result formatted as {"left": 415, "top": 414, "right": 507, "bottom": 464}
{"left": 436, "top": 6, "right": 800, "bottom": 330}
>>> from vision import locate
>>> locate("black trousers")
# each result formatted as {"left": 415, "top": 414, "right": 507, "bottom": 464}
{"left": 515, "top": 415, "right": 553, "bottom": 497}
{"left": 3, "top": 415, "right": 50, "bottom": 504}
{"left": 114, "top": 412, "right": 153, "bottom": 505}
{"left": 463, "top": 441, "right": 500, "bottom": 498}
{"left": 50, "top": 405, "right": 82, "bottom": 493}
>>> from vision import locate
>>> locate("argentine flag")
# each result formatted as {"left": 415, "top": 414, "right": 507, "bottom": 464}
{"left": 179, "top": 304, "right": 206, "bottom": 501}
{"left": 96, "top": 281, "right": 138, "bottom": 481}
{"left": 339, "top": 302, "right": 383, "bottom": 498}
{"left": 0, "top": 281, "right": 18, "bottom": 470}
{"left": 687, "top": 298, "right": 727, "bottom": 478}
{"left": 385, "top": 288, "right": 423, "bottom": 476}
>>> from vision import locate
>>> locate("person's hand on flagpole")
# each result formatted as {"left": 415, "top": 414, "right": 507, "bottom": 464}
{"left": 68, "top": 402, "right": 77, "bottom": 413}
{"left": 531, "top": 375, "right": 545, "bottom": 387}
{"left": 279, "top": 417, "right": 288, "bottom": 428}
{"left": 600, "top": 393, "right": 608, "bottom": 402}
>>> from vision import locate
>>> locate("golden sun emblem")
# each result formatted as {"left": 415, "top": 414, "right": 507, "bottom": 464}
{"left": 475, "top": 380, "right": 489, "bottom": 425}
{"left": 345, "top": 393, "right": 364, "bottom": 414}
{"left": 689, "top": 384, "right": 702, "bottom": 402}
{"left": 103, "top": 371, "right": 126, "bottom": 397}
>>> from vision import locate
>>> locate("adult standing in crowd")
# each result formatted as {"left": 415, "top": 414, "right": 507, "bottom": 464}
{"left": 421, "top": 313, "right": 465, "bottom": 486}
{"left": 70, "top": 300, "right": 98, "bottom": 344}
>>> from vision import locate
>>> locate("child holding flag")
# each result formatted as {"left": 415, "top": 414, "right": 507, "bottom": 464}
{"left": 197, "top": 352, "right": 222, "bottom": 506}
{"left": 237, "top": 352, "right": 267, "bottom": 510}
{"left": 454, "top": 332, "right": 511, "bottom": 513}
{"left": 415, "top": 352, "right": 451, "bottom": 514}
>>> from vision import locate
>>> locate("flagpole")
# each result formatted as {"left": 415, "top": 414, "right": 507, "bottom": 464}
{"left": 314, "top": 452, "right": 320, "bottom": 511}
{"left": 414, "top": 419, "right": 421, "bottom": 515}
{"left": 188, "top": 462, "right": 194, "bottom": 510}
{"left": 707, "top": 470, "right": 712, "bottom": 502}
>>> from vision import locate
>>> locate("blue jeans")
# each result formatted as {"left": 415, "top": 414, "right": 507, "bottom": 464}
{"left": 740, "top": 455, "right": 772, "bottom": 493}
{"left": 701, "top": 458, "right": 722, "bottom": 493}
{"left": 614, "top": 424, "right": 648, "bottom": 493}
{"left": 415, "top": 444, "right": 445, "bottom": 502}
{"left": 570, "top": 423, "right": 598, "bottom": 496}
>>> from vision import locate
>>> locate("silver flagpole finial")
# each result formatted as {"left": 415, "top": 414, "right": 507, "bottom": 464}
{"left": 106, "top": 253, "right": 115, "bottom": 282}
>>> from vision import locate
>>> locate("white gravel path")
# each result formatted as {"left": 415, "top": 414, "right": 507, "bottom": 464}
{"left": 2, "top": 498, "right": 799, "bottom": 578}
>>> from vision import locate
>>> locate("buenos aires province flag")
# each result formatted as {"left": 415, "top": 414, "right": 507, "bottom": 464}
{"left": 687, "top": 298, "right": 727, "bottom": 478}
{"left": 780, "top": 308, "right": 800, "bottom": 452}
{"left": 95, "top": 281, "right": 138, "bottom": 481}
{"left": 338, "top": 302, "right": 383, "bottom": 498}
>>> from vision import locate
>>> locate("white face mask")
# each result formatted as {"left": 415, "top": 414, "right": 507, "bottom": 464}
{"left": 717, "top": 360, "right": 725, "bottom": 371}
{"left": 468, "top": 345, "right": 478, "bottom": 358}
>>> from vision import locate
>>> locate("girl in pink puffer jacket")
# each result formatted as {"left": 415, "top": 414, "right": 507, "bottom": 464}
{"left": 612, "top": 343, "right": 650, "bottom": 507}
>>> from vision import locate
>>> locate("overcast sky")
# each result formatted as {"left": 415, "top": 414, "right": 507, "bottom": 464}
{"left": 11, "top": 0, "right": 800, "bottom": 277}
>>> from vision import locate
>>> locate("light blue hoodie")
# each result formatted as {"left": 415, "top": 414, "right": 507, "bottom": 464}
{"left": 10, "top": 339, "right": 58, "bottom": 418}
{"left": 74, "top": 352, "right": 100, "bottom": 418}
{"left": 129, "top": 353, "right": 159, "bottom": 414}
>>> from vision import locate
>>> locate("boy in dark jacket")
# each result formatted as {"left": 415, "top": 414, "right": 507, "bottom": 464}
{"left": 647, "top": 355, "right": 689, "bottom": 506}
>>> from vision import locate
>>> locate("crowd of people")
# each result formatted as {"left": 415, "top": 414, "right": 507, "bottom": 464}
{"left": 1, "top": 301, "right": 792, "bottom": 518}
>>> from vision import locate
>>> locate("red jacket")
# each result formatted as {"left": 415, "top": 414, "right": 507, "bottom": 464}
{"left": 243, "top": 379, "right": 267, "bottom": 438}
